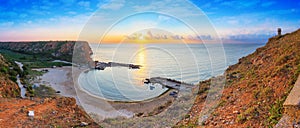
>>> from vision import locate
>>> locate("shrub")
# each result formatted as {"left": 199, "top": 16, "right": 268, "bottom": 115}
{"left": 0, "top": 67, "right": 8, "bottom": 73}
{"left": 267, "top": 98, "right": 285, "bottom": 126}
{"left": 236, "top": 114, "right": 247, "bottom": 123}
{"left": 9, "top": 76, "right": 17, "bottom": 82}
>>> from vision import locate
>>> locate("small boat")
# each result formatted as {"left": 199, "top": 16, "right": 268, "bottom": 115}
{"left": 150, "top": 85, "right": 155, "bottom": 90}
{"left": 144, "top": 79, "right": 150, "bottom": 84}
{"left": 169, "top": 91, "right": 178, "bottom": 98}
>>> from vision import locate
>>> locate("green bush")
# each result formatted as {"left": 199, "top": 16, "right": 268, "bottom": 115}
{"left": 19, "top": 56, "right": 27, "bottom": 60}
{"left": 9, "top": 76, "right": 17, "bottom": 82}
{"left": 267, "top": 98, "right": 285, "bottom": 126}
{"left": 0, "top": 67, "right": 8, "bottom": 73}
{"left": 237, "top": 114, "right": 247, "bottom": 123}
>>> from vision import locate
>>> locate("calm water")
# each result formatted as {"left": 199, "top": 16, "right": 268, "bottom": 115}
{"left": 78, "top": 43, "right": 263, "bottom": 101}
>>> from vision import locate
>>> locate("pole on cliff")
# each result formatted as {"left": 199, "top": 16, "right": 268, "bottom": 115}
{"left": 278, "top": 28, "right": 282, "bottom": 36}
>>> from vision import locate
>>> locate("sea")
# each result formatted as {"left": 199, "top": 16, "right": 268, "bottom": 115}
{"left": 78, "top": 43, "right": 263, "bottom": 101}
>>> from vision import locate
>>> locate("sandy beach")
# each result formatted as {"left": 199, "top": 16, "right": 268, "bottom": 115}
{"left": 33, "top": 66, "right": 176, "bottom": 121}
{"left": 34, "top": 66, "right": 76, "bottom": 98}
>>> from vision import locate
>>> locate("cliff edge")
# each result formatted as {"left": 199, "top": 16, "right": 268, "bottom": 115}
{"left": 0, "top": 41, "right": 93, "bottom": 65}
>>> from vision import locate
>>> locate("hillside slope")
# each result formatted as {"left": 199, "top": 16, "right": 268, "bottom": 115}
{"left": 0, "top": 54, "right": 20, "bottom": 98}
{"left": 0, "top": 41, "right": 93, "bottom": 65}
{"left": 0, "top": 97, "right": 99, "bottom": 127}
{"left": 0, "top": 53, "right": 99, "bottom": 127}
{"left": 180, "top": 29, "right": 300, "bottom": 127}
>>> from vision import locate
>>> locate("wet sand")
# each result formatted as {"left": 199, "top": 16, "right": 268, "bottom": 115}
{"left": 34, "top": 66, "right": 175, "bottom": 121}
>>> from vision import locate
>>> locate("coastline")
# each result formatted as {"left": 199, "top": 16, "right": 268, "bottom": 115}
{"left": 33, "top": 66, "right": 76, "bottom": 98}
{"left": 34, "top": 66, "right": 176, "bottom": 121}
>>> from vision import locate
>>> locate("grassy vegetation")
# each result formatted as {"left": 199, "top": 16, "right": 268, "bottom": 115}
{"left": 267, "top": 98, "right": 285, "bottom": 126}
{"left": 0, "top": 58, "right": 22, "bottom": 83}
{"left": 236, "top": 106, "right": 259, "bottom": 123}
{"left": 0, "top": 41, "right": 76, "bottom": 60}
{"left": 290, "top": 64, "right": 300, "bottom": 85}
{"left": 34, "top": 84, "right": 57, "bottom": 98}
{"left": 0, "top": 49, "right": 51, "bottom": 62}
{"left": 0, "top": 49, "right": 71, "bottom": 69}
{"left": 178, "top": 122, "right": 197, "bottom": 128}
{"left": 0, "top": 49, "right": 71, "bottom": 96}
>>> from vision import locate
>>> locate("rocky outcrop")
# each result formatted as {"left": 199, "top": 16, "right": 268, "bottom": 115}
{"left": 0, "top": 41, "right": 93, "bottom": 65}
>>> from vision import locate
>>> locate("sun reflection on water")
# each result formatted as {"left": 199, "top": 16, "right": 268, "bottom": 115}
{"left": 131, "top": 44, "right": 148, "bottom": 86}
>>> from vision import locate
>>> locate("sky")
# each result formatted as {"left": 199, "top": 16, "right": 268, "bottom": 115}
{"left": 0, "top": 0, "right": 299, "bottom": 43}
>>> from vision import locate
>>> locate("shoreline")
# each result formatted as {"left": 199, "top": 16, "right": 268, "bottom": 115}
{"left": 33, "top": 66, "right": 176, "bottom": 121}
{"left": 76, "top": 68, "right": 172, "bottom": 103}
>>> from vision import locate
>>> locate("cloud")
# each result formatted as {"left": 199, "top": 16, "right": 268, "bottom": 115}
{"left": 28, "top": 9, "right": 50, "bottom": 15}
{"left": 50, "top": 13, "right": 92, "bottom": 26}
{"left": 213, "top": 0, "right": 224, "bottom": 3}
{"left": 263, "top": 9, "right": 298, "bottom": 15}
{"left": 59, "top": 0, "right": 75, "bottom": 5}
{"left": 7, "top": 0, "right": 21, "bottom": 5}
{"left": 39, "top": 0, "right": 57, "bottom": 8}
{"left": 39, "top": 5, "right": 50, "bottom": 10}
{"left": 227, "top": 19, "right": 239, "bottom": 25}
{"left": 157, "top": 15, "right": 180, "bottom": 27}
{"left": 19, "top": 13, "right": 28, "bottom": 18}
{"left": 68, "top": 11, "right": 77, "bottom": 15}
{"left": 220, "top": 0, "right": 261, "bottom": 9}
{"left": 78, "top": 1, "right": 90, "bottom": 9}
{"left": 261, "top": 1, "right": 276, "bottom": 7}
{"left": 158, "top": 15, "right": 171, "bottom": 22}
{"left": 201, "top": 3, "right": 212, "bottom": 9}
{"left": 214, "top": 14, "right": 258, "bottom": 27}
{"left": 0, "top": 22, "right": 14, "bottom": 27}
{"left": 0, "top": 11, "right": 94, "bottom": 40}
{"left": 0, "top": 11, "right": 18, "bottom": 18}
{"left": 133, "top": 0, "right": 204, "bottom": 17}
{"left": 99, "top": 0, "right": 125, "bottom": 10}
{"left": 212, "top": 10, "right": 300, "bottom": 37}
{"left": 131, "top": 20, "right": 158, "bottom": 29}
{"left": 214, "top": 8, "right": 300, "bottom": 27}
{"left": 218, "top": 23, "right": 299, "bottom": 39}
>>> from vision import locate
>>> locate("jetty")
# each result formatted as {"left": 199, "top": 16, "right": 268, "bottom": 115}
{"left": 145, "top": 77, "right": 194, "bottom": 90}
{"left": 94, "top": 61, "right": 141, "bottom": 70}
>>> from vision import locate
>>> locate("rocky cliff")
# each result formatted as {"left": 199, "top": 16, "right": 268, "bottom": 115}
{"left": 0, "top": 41, "right": 93, "bottom": 65}
{"left": 179, "top": 29, "right": 300, "bottom": 127}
